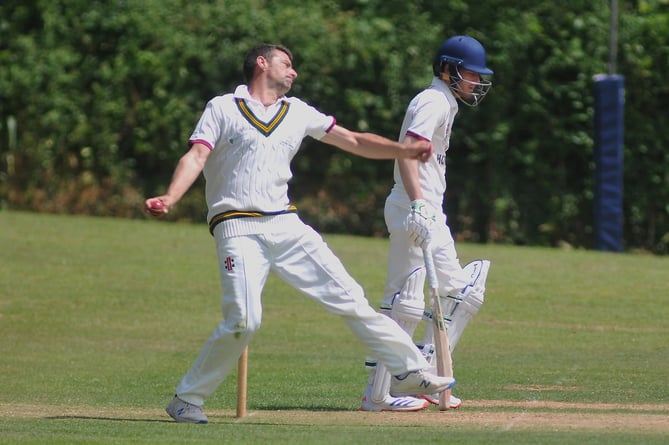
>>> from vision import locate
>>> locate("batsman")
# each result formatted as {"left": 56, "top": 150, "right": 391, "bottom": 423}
{"left": 360, "top": 35, "right": 493, "bottom": 412}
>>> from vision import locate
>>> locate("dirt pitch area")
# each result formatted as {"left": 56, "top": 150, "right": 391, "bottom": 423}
{"left": 5, "top": 399, "right": 669, "bottom": 433}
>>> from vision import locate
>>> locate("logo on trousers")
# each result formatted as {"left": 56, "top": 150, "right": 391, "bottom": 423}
{"left": 225, "top": 256, "right": 235, "bottom": 271}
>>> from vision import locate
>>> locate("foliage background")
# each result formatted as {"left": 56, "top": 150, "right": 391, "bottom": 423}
{"left": 1, "top": 0, "right": 668, "bottom": 253}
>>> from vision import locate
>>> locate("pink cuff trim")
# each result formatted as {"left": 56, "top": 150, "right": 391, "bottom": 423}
{"left": 189, "top": 139, "right": 214, "bottom": 151}
{"left": 405, "top": 131, "right": 430, "bottom": 142}
{"left": 325, "top": 117, "right": 337, "bottom": 133}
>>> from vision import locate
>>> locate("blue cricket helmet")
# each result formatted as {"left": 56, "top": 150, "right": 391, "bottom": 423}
{"left": 432, "top": 35, "right": 493, "bottom": 107}
{"left": 433, "top": 35, "right": 493, "bottom": 77}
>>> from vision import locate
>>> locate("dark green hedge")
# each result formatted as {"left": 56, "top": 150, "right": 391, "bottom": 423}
{"left": 1, "top": 0, "right": 668, "bottom": 253}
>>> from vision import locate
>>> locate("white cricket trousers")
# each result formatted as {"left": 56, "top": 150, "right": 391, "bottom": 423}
{"left": 176, "top": 217, "right": 428, "bottom": 406}
{"left": 382, "top": 201, "right": 469, "bottom": 308}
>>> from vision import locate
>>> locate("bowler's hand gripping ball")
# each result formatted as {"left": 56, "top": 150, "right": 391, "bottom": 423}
{"left": 148, "top": 199, "right": 166, "bottom": 216}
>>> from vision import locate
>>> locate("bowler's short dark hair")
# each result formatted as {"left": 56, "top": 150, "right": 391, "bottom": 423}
{"left": 243, "top": 44, "right": 293, "bottom": 82}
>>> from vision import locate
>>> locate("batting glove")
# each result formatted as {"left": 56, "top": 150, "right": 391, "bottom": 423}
{"left": 406, "top": 199, "right": 436, "bottom": 249}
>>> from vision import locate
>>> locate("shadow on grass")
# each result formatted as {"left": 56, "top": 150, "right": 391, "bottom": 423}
{"left": 255, "top": 406, "right": 354, "bottom": 412}
{"left": 45, "top": 416, "right": 171, "bottom": 423}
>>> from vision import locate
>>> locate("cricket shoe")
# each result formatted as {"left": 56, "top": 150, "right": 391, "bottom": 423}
{"left": 389, "top": 370, "right": 455, "bottom": 397}
{"left": 359, "top": 385, "right": 428, "bottom": 412}
{"left": 421, "top": 393, "right": 463, "bottom": 409}
{"left": 166, "top": 395, "right": 209, "bottom": 424}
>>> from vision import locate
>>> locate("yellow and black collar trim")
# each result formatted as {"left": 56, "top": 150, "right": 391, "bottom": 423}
{"left": 235, "top": 98, "right": 290, "bottom": 136}
{"left": 209, "top": 205, "right": 298, "bottom": 235}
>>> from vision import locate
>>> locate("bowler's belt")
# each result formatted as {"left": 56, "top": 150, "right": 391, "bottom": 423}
{"left": 208, "top": 205, "right": 298, "bottom": 235}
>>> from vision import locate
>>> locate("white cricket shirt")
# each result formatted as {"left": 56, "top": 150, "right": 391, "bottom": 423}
{"left": 387, "top": 78, "right": 459, "bottom": 210}
{"left": 189, "top": 85, "right": 336, "bottom": 237}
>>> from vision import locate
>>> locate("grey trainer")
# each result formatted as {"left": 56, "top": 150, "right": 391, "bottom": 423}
{"left": 166, "top": 395, "right": 209, "bottom": 424}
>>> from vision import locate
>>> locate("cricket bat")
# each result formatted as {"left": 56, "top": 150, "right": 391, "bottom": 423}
{"left": 422, "top": 246, "right": 453, "bottom": 411}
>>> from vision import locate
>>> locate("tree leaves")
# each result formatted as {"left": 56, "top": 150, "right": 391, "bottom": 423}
{"left": 1, "top": 1, "right": 668, "bottom": 252}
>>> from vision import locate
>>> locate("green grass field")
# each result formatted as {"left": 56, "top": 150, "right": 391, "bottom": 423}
{"left": 1, "top": 210, "right": 668, "bottom": 444}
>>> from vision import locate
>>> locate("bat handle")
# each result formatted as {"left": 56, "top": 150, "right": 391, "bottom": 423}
{"left": 422, "top": 246, "right": 439, "bottom": 291}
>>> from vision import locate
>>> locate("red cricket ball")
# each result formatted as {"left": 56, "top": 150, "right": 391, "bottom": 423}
{"left": 151, "top": 200, "right": 164, "bottom": 210}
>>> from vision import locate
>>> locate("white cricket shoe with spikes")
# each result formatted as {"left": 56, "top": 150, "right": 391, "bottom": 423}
{"left": 359, "top": 384, "right": 428, "bottom": 412}
{"left": 389, "top": 370, "right": 455, "bottom": 397}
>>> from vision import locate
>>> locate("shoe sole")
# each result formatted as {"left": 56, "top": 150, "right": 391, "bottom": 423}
{"left": 359, "top": 403, "right": 429, "bottom": 412}
{"left": 421, "top": 395, "right": 462, "bottom": 409}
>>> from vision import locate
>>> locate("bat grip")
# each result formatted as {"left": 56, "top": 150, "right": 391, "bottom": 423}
{"left": 422, "top": 246, "right": 439, "bottom": 291}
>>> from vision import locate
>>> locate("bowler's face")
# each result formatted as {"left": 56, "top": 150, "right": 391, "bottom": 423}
{"left": 266, "top": 50, "right": 298, "bottom": 94}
